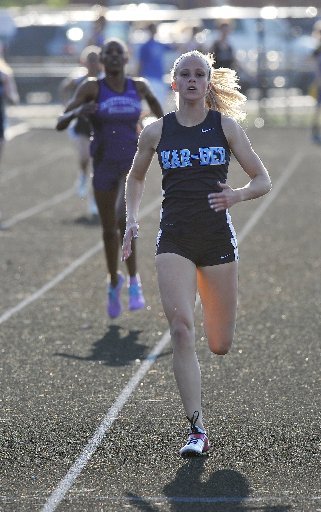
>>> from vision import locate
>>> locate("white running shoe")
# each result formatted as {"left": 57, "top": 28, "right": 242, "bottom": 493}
{"left": 77, "top": 174, "right": 88, "bottom": 199}
{"left": 179, "top": 411, "right": 210, "bottom": 458}
{"left": 88, "top": 194, "right": 98, "bottom": 216}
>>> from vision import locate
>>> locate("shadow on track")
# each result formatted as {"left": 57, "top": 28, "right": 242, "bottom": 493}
{"left": 62, "top": 214, "right": 100, "bottom": 227}
{"left": 54, "top": 325, "right": 171, "bottom": 367}
{"left": 126, "top": 461, "right": 292, "bottom": 511}
{"left": 55, "top": 325, "right": 146, "bottom": 366}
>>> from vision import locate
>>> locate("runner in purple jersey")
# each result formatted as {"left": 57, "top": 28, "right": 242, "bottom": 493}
{"left": 56, "top": 39, "right": 163, "bottom": 318}
{"left": 89, "top": 75, "right": 143, "bottom": 190}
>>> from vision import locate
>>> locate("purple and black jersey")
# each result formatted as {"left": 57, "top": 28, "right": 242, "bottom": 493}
{"left": 90, "top": 77, "right": 141, "bottom": 163}
{"left": 89, "top": 77, "right": 142, "bottom": 191}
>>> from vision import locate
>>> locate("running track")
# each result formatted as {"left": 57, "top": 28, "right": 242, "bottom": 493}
{"left": 1, "top": 112, "right": 320, "bottom": 511}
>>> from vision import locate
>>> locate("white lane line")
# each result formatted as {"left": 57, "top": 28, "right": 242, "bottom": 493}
{"left": 40, "top": 151, "right": 302, "bottom": 512}
{"left": 0, "top": 243, "right": 102, "bottom": 325}
{"left": 1, "top": 152, "right": 302, "bottom": 326}
{"left": 237, "top": 151, "right": 303, "bottom": 244}
{"left": 0, "top": 197, "right": 161, "bottom": 325}
{"left": 2, "top": 496, "right": 321, "bottom": 508}
{"left": 42, "top": 333, "right": 171, "bottom": 512}
{"left": 5, "top": 123, "right": 30, "bottom": 141}
{"left": 0, "top": 147, "right": 73, "bottom": 184}
{"left": 1, "top": 185, "right": 76, "bottom": 229}
{"left": 47, "top": 495, "right": 321, "bottom": 504}
{"left": 2, "top": 493, "right": 321, "bottom": 505}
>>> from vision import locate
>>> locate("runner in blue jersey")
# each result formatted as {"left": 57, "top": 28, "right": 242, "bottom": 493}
{"left": 122, "top": 50, "right": 271, "bottom": 457}
{"left": 138, "top": 23, "right": 175, "bottom": 108}
{"left": 56, "top": 39, "right": 163, "bottom": 318}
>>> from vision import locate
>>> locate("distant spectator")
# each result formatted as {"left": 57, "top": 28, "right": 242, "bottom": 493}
{"left": 86, "top": 14, "right": 107, "bottom": 48}
{"left": 138, "top": 23, "right": 174, "bottom": 108}
{"left": 181, "top": 24, "right": 205, "bottom": 54}
{"left": 210, "top": 21, "right": 237, "bottom": 70}
{"left": 310, "top": 20, "right": 321, "bottom": 144}
{"left": 209, "top": 20, "right": 251, "bottom": 93}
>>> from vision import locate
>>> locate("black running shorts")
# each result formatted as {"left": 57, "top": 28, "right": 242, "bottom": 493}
{"left": 155, "top": 230, "right": 238, "bottom": 267}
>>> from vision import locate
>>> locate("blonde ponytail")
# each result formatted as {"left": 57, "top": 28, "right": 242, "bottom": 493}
{"left": 207, "top": 66, "right": 247, "bottom": 122}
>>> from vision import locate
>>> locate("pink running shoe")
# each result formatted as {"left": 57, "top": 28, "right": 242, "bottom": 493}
{"left": 107, "top": 273, "right": 125, "bottom": 319}
{"left": 179, "top": 411, "right": 210, "bottom": 458}
{"left": 128, "top": 275, "right": 145, "bottom": 311}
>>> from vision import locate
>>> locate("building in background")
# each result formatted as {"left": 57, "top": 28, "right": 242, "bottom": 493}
{"left": 3, "top": 3, "right": 320, "bottom": 103}
{"left": 69, "top": 0, "right": 320, "bottom": 8}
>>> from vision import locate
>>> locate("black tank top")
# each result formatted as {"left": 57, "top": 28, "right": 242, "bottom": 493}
{"left": 156, "top": 110, "right": 232, "bottom": 238}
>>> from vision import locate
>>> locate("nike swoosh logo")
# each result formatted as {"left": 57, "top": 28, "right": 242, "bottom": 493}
{"left": 202, "top": 128, "right": 214, "bottom": 133}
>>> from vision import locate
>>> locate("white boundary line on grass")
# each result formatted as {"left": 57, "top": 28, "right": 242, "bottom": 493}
{"left": 41, "top": 152, "right": 304, "bottom": 512}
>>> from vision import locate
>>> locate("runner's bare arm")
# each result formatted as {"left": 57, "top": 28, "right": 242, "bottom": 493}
{"left": 208, "top": 116, "right": 272, "bottom": 211}
{"left": 135, "top": 78, "right": 164, "bottom": 119}
{"left": 56, "top": 79, "right": 98, "bottom": 131}
{"left": 122, "top": 119, "right": 163, "bottom": 260}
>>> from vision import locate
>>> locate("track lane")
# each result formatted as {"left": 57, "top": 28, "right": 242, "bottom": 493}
{"left": 1, "top": 126, "right": 320, "bottom": 512}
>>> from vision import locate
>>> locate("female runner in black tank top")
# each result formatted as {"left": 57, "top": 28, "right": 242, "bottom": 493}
{"left": 122, "top": 50, "right": 271, "bottom": 457}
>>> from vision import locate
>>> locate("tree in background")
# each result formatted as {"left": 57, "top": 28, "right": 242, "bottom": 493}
{"left": 0, "top": 0, "right": 69, "bottom": 7}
